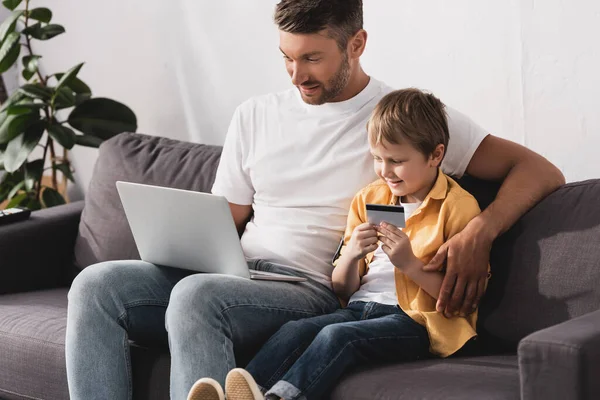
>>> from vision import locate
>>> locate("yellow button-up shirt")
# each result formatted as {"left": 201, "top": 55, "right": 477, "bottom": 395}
{"left": 335, "top": 170, "right": 486, "bottom": 357}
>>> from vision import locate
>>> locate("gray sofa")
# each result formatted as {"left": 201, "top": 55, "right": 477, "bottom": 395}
{"left": 1, "top": 132, "right": 599, "bottom": 400}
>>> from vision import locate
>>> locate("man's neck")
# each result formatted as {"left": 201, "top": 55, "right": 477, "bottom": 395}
{"left": 330, "top": 68, "right": 370, "bottom": 103}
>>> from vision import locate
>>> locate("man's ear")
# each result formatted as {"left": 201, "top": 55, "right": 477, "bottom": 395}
{"left": 430, "top": 144, "right": 445, "bottom": 167}
{"left": 348, "top": 29, "right": 367, "bottom": 59}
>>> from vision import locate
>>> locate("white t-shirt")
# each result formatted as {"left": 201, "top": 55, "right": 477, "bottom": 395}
{"left": 348, "top": 201, "right": 421, "bottom": 305}
{"left": 211, "top": 78, "right": 488, "bottom": 287}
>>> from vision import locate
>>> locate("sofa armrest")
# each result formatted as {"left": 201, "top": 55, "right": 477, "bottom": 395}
{"left": 0, "top": 200, "right": 84, "bottom": 294}
{"left": 518, "top": 309, "right": 600, "bottom": 400}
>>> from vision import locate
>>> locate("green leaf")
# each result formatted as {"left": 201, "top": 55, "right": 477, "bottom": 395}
{"left": 53, "top": 162, "right": 74, "bottom": 182}
{"left": 24, "top": 158, "right": 43, "bottom": 183}
{"left": 19, "top": 83, "right": 53, "bottom": 100}
{"left": 22, "top": 68, "right": 34, "bottom": 81}
{"left": 22, "top": 23, "right": 65, "bottom": 40}
{"left": 6, "top": 102, "right": 45, "bottom": 115}
{"left": 54, "top": 73, "right": 91, "bottom": 95}
{"left": 0, "top": 111, "right": 40, "bottom": 144}
{"left": 2, "top": 0, "right": 22, "bottom": 11}
{"left": 0, "top": 31, "right": 21, "bottom": 73}
{"left": 22, "top": 54, "right": 41, "bottom": 81}
{"left": 7, "top": 179, "right": 24, "bottom": 199}
{"left": 0, "top": 10, "right": 23, "bottom": 43}
{"left": 54, "top": 87, "right": 76, "bottom": 110}
{"left": 68, "top": 98, "right": 137, "bottom": 140}
{"left": 74, "top": 134, "right": 103, "bottom": 148}
{"left": 27, "top": 8, "right": 52, "bottom": 23}
{"left": 0, "top": 90, "right": 25, "bottom": 112}
{"left": 47, "top": 122, "right": 75, "bottom": 149}
{"left": 6, "top": 191, "right": 27, "bottom": 208}
{"left": 2, "top": 121, "right": 44, "bottom": 172}
{"left": 42, "top": 187, "right": 65, "bottom": 207}
{"left": 24, "top": 198, "right": 41, "bottom": 210}
{"left": 55, "top": 63, "right": 84, "bottom": 93}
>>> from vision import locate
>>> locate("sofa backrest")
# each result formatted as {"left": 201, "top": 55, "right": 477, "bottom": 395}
{"left": 74, "top": 133, "right": 222, "bottom": 269}
{"left": 469, "top": 178, "right": 600, "bottom": 352}
{"left": 75, "top": 133, "right": 600, "bottom": 352}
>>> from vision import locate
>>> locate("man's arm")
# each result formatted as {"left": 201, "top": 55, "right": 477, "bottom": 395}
{"left": 424, "top": 135, "right": 565, "bottom": 317}
{"left": 229, "top": 203, "right": 252, "bottom": 236}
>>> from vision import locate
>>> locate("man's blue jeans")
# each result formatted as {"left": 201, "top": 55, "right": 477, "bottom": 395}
{"left": 246, "top": 301, "right": 431, "bottom": 400}
{"left": 65, "top": 260, "right": 339, "bottom": 400}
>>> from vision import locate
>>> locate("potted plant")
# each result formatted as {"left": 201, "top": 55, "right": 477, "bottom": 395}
{"left": 0, "top": 0, "right": 137, "bottom": 209}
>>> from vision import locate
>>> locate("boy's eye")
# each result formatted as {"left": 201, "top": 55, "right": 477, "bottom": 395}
{"left": 392, "top": 160, "right": 403, "bottom": 164}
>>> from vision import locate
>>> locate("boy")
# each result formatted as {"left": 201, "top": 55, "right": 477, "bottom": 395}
{"left": 187, "top": 88, "right": 489, "bottom": 400}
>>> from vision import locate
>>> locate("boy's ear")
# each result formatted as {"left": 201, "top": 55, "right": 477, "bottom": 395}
{"left": 430, "top": 144, "right": 445, "bottom": 167}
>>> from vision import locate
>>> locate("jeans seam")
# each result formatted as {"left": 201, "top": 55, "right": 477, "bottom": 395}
{"left": 265, "top": 345, "right": 307, "bottom": 388}
{"left": 302, "top": 334, "right": 421, "bottom": 397}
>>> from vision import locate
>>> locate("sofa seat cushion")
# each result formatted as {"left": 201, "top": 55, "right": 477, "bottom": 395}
{"left": 0, "top": 288, "right": 70, "bottom": 400}
{"left": 330, "top": 355, "right": 519, "bottom": 400}
{"left": 74, "top": 132, "right": 222, "bottom": 270}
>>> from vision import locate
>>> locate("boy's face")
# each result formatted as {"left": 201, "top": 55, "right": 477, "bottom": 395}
{"left": 279, "top": 29, "right": 351, "bottom": 105}
{"left": 371, "top": 140, "right": 442, "bottom": 202}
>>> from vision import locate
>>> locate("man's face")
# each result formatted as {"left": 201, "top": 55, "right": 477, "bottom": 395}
{"left": 279, "top": 30, "right": 350, "bottom": 105}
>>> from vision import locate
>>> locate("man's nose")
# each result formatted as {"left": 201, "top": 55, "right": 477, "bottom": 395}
{"left": 290, "top": 62, "right": 308, "bottom": 86}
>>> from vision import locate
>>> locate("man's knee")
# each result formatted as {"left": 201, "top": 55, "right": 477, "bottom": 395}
{"left": 165, "top": 274, "right": 226, "bottom": 332}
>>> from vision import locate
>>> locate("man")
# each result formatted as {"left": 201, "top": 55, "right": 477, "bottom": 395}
{"left": 65, "top": 1, "right": 564, "bottom": 399}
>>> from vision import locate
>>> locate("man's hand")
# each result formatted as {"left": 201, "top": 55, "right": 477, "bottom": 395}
{"left": 377, "top": 222, "right": 418, "bottom": 270}
{"left": 423, "top": 218, "right": 491, "bottom": 318}
{"left": 347, "top": 223, "right": 379, "bottom": 261}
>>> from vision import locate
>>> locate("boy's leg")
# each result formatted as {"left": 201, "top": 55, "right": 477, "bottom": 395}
{"left": 66, "top": 260, "right": 192, "bottom": 400}
{"left": 266, "top": 302, "right": 431, "bottom": 400}
{"left": 245, "top": 303, "right": 363, "bottom": 391}
{"left": 165, "top": 261, "right": 340, "bottom": 399}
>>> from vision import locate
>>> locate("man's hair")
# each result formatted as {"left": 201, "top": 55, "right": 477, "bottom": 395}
{"left": 368, "top": 89, "right": 450, "bottom": 159}
{"left": 274, "top": 0, "right": 363, "bottom": 50}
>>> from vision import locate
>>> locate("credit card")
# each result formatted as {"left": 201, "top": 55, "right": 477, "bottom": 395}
{"left": 366, "top": 204, "right": 406, "bottom": 228}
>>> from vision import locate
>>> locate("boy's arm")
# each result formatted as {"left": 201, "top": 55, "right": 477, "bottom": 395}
{"left": 332, "top": 191, "right": 376, "bottom": 301}
{"left": 332, "top": 250, "right": 365, "bottom": 301}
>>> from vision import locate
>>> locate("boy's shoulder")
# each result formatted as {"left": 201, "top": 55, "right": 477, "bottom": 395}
{"left": 443, "top": 175, "right": 481, "bottom": 212}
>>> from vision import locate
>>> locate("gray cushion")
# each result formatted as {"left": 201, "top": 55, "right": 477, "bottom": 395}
{"left": 74, "top": 133, "right": 222, "bottom": 269}
{"left": 0, "top": 289, "right": 69, "bottom": 400}
{"left": 330, "top": 355, "right": 520, "bottom": 400}
{"left": 0, "top": 288, "right": 172, "bottom": 400}
{"left": 479, "top": 179, "right": 600, "bottom": 351}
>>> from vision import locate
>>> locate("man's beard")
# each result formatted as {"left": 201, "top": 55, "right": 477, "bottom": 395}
{"left": 300, "top": 54, "right": 351, "bottom": 105}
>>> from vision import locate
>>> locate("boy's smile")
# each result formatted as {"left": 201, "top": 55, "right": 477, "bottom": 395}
{"left": 371, "top": 140, "right": 443, "bottom": 203}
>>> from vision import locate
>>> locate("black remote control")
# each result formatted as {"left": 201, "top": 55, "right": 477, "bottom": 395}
{"left": 0, "top": 207, "right": 32, "bottom": 225}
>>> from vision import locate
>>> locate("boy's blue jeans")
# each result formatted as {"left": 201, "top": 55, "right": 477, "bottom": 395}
{"left": 247, "top": 301, "right": 431, "bottom": 400}
{"left": 65, "top": 259, "right": 339, "bottom": 400}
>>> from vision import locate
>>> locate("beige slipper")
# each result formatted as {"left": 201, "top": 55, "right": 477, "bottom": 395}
{"left": 187, "top": 377, "right": 225, "bottom": 400}
{"left": 225, "top": 368, "right": 264, "bottom": 400}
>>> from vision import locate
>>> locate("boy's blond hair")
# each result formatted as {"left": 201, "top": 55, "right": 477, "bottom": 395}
{"left": 367, "top": 88, "right": 450, "bottom": 159}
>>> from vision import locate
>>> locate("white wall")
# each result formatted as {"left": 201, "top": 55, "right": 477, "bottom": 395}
{"left": 3, "top": 0, "right": 599, "bottom": 195}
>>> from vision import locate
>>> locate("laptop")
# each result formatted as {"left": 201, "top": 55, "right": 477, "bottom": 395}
{"left": 115, "top": 181, "right": 306, "bottom": 282}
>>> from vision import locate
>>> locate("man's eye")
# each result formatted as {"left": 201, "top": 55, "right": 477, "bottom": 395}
{"left": 307, "top": 58, "right": 320, "bottom": 63}
{"left": 392, "top": 160, "right": 404, "bottom": 164}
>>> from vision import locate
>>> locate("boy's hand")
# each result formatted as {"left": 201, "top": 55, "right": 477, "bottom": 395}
{"left": 377, "top": 222, "right": 418, "bottom": 270}
{"left": 347, "top": 222, "right": 379, "bottom": 261}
